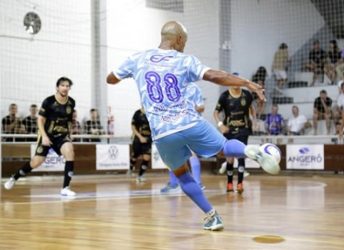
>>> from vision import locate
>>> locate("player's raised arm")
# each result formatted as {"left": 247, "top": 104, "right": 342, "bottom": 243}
{"left": 203, "top": 69, "right": 266, "bottom": 101}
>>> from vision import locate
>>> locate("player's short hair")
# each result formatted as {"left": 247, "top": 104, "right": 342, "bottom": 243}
{"left": 56, "top": 77, "right": 73, "bottom": 87}
{"left": 30, "top": 104, "right": 37, "bottom": 108}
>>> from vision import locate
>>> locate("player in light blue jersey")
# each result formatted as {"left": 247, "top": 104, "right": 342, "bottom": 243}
{"left": 107, "top": 21, "right": 278, "bottom": 231}
{"left": 160, "top": 83, "right": 205, "bottom": 193}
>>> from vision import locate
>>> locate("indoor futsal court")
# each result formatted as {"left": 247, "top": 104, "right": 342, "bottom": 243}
{"left": 0, "top": 174, "right": 344, "bottom": 249}
{"left": 2, "top": 0, "right": 344, "bottom": 249}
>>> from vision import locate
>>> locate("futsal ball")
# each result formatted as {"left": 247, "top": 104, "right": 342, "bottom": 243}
{"left": 259, "top": 143, "right": 281, "bottom": 175}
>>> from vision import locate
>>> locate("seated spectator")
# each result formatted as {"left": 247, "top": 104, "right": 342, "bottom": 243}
{"left": 306, "top": 40, "right": 327, "bottom": 86}
{"left": 287, "top": 105, "right": 309, "bottom": 135}
{"left": 333, "top": 81, "right": 344, "bottom": 123}
{"left": 313, "top": 89, "right": 332, "bottom": 135}
{"left": 272, "top": 43, "right": 289, "bottom": 89}
{"left": 71, "top": 110, "right": 81, "bottom": 142}
{"left": 336, "top": 49, "right": 344, "bottom": 82}
{"left": 22, "top": 104, "right": 38, "bottom": 141}
{"left": 252, "top": 66, "right": 268, "bottom": 84}
{"left": 252, "top": 79, "right": 265, "bottom": 119}
{"left": 265, "top": 104, "right": 284, "bottom": 135}
{"left": 107, "top": 106, "right": 115, "bottom": 135}
{"left": 252, "top": 118, "right": 266, "bottom": 135}
{"left": 2, "top": 103, "right": 26, "bottom": 141}
{"left": 84, "top": 108, "right": 105, "bottom": 142}
{"left": 251, "top": 68, "right": 266, "bottom": 119}
{"left": 324, "top": 40, "right": 341, "bottom": 85}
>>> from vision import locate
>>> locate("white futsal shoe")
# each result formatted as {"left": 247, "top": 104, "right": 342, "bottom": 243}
{"left": 4, "top": 176, "right": 16, "bottom": 190}
{"left": 244, "top": 145, "right": 279, "bottom": 174}
{"left": 60, "top": 187, "right": 76, "bottom": 196}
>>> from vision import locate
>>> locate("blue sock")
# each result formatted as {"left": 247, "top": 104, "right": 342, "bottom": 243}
{"left": 223, "top": 139, "right": 246, "bottom": 158}
{"left": 168, "top": 171, "right": 179, "bottom": 187}
{"left": 189, "top": 156, "right": 201, "bottom": 186}
{"left": 177, "top": 172, "right": 212, "bottom": 213}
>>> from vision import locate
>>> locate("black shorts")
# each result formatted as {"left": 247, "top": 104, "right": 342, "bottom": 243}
{"left": 132, "top": 137, "right": 152, "bottom": 158}
{"left": 223, "top": 133, "right": 249, "bottom": 145}
{"left": 35, "top": 134, "right": 71, "bottom": 156}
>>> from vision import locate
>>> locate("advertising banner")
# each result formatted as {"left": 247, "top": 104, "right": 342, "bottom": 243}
{"left": 96, "top": 144, "right": 130, "bottom": 170}
{"left": 286, "top": 144, "right": 324, "bottom": 170}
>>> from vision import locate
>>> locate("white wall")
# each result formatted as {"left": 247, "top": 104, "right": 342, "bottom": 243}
{"left": 106, "top": 0, "right": 220, "bottom": 137}
{"left": 0, "top": 0, "right": 92, "bottom": 121}
{"left": 230, "top": 0, "right": 325, "bottom": 79}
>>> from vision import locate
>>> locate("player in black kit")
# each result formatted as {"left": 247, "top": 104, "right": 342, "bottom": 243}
{"left": 4, "top": 77, "right": 77, "bottom": 196}
{"left": 214, "top": 82, "right": 255, "bottom": 194}
{"left": 129, "top": 107, "right": 152, "bottom": 182}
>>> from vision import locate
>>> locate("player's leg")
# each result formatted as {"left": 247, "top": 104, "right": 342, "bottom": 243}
{"left": 236, "top": 135, "right": 249, "bottom": 194}
{"left": 187, "top": 120, "right": 278, "bottom": 177}
{"left": 225, "top": 157, "right": 234, "bottom": 192}
{"left": 155, "top": 131, "right": 223, "bottom": 231}
{"left": 137, "top": 153, "right": 150, "bottom": 182}
{"left": 173, "top": 164, "right": 223, "bottom": 230}
{"left": 59, "top": 140, "right": 76, "bottom": 196}
{"left": 160, "top": 170, "right": 180, "bottom": 193}
{"left": 136, "top": 142, "right": 151, "bottom": 182}
{"left": 4, "top": 156, "right": 46, "bottom": 190}
{"left": 189, "top": 152, "right": 204, "bottom": 189}
{"left": 129, "top": 139, "right": 140, "bottom": 174}
{"left": 4, "top": 137, "right": 48, "bottom": 190}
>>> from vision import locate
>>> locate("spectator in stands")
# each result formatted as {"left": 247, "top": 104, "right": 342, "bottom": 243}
{"left": 2, "top": 103, "right": 26, "bottom": 141}
{"left": 23, "top": 104, "right": 38, "bottom": 141}
{"left": 332, "top": 81, "right": 344, "bottom": 137}
{"left": 313, "top": 89, "right": 332, "bottom": 135}
{"left": 107, "top": 106, "right": 115, "bottom": 135}
{"left": 333, "top": 81, "right": 344, "bottom": 123}
{"left": 272, "top": 43, "right": 289, "bottom": 89}
{"left": 335, "top": 49, "right": 344, "bottom": 82}
{"left": 306, "top": 40, "right": 327, "bottom": 86}
{"left": 287, "top": 105, "right": 309, "bottom": 135}
{"left": 251, "top": 70, "right": 266, "bottom": 119}
{"left": 265, "top": 104, "right": 284, "bottom": 135}
{"left": 71, "top": 110, "right": 81, "bottom": 142}
{"left": 252, "top": 66, "right": 268, "bottom": 84}
{"left": 252, "top": 80, "right": 265, "bottom": 120}
{"left": 84, "top": 108, "right": 105, "bottom": 142}
{"left": 324, "top": 40, "right": 341, "bottom": 85}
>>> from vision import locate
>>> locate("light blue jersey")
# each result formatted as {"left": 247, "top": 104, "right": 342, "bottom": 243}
{"left": 187, "top": 83, "right": 204, "bottom": 110}
{"left": 113, "top": 48, "right": 209, "bottom": 140}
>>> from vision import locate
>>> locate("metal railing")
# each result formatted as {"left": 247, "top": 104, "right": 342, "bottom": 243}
{"left": 1, "top": 134, "right": 342, "bottom": 145}
{"left": 0, "top": 134, "right": 132, "bottom": 144}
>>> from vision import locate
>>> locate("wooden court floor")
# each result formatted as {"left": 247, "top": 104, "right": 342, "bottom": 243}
{"left": 0, "top": 173, "right": 343, "bottom": 250}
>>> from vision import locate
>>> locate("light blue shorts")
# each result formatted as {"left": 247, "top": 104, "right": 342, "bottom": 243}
{"left": 154, "top": 119, "right": 226, "bottom": 170}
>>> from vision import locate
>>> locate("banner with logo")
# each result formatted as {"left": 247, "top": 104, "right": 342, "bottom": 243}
{"left": 96, "top": 144, "right": 129, "bottom": 170}
{"left": 30, "top": 145, "right": 65, "bottom": 172}
{"left": 151, "top": 143, "right": 168, "bottom": 169}
{"left": 286, "top": 144, "right": 324, "bottom": 170}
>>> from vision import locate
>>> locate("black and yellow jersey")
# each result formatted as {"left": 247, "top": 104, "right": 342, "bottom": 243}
{"left": 215, "top": 89, "right": 253, "bottom": 136}
{"left": 131, "top": 109, "right": 151, "bottom": 140}
{"left": 39, "top": 95, "right": 75, "bottom": 138}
